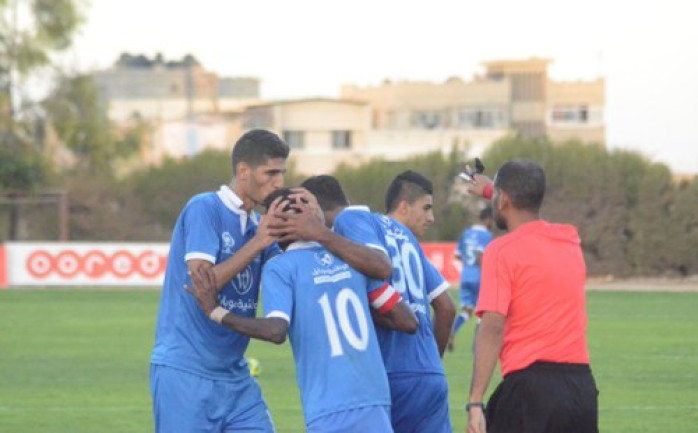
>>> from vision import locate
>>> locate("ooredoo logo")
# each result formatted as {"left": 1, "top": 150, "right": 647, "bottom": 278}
{"left": 26, "top": 249, "right": 167, "bottom": 280}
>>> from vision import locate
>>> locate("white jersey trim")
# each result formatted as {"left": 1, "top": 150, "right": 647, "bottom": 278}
{"left": 344, "top": 205, "right": 370, "bottom": 212}
{"left": 266, "top": 310, "right": 291, "bottom": 323}
{"left": 185, "top": 252, "right": 216, "bottom": 264}
{"left": 366, "top": 243, "right": 388, "bottom": 255}
{"left": 428, "top": 281, "right": 451, "bottom": 303}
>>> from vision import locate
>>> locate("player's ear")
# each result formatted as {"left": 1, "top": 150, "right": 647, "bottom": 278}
{"left": 497, "top": 189, "right": 511, "bottom": 212}
{"left": 397, "top": 200, "right": 410, "bottom": 216}
{"left": 236, "top": 162, "right": 251, "bottom": 181}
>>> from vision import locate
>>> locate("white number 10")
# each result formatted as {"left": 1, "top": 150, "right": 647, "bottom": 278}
{"left": 318, "top": 289, "right": 369, "bottom": 357}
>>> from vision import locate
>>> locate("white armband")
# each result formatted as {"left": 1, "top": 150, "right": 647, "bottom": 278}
{"left": 209, "top": 306, "right": 229, "bottom": 324}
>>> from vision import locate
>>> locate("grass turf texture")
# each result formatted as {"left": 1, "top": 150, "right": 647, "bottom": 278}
{"left": 0, "top": 289, "right": 696, "bottom": 432}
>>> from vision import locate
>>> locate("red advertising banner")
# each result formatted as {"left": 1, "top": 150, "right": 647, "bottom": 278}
{"left": 5, "top": 243, "right": 169, "bottom": 286}
{"left": 0, "top": 242, "right": 459, "bottom": 287}
{"left": 0, "top": 245, "right": 7, "bottom": 288}
{"left": 421, "top": 242, "right": 460, "bottom": 284}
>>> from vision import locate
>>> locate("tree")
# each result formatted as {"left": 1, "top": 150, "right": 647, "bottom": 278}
{"left": 0, "top": 0, "right": 83, "bottom": 121}
{"left": 43, "top": 73, "right": 145, "bottom": 174}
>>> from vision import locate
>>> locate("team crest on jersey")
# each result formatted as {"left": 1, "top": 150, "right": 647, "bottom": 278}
{"left": 221, "top": 232, "right": 235, "bottom": 254}
{"left": 234, "top": 267, "right": 254, "bottom": 295}
{"left": 314, "top": 251, "right": 334, "bottom": 267}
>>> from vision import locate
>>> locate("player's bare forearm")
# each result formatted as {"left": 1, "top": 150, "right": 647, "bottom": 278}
{"left": 220, "top": 314, "right": 289, "bottom": 345}
{"left": 371, "top": 301, "right": 419, "bottom": 334}
{"left": 468, "top": 311, "right": 505, "bottom": 403}
{"left": 431, "top": 292, "right": 457, "bottom": 357}
{"left": 315, "top": 229, "right": 392, "bottom": 280}
{"left": 187, "top": 238, "right": 268, "bottom": 292}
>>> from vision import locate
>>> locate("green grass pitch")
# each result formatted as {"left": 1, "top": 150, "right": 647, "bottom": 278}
{"left": 0, "top": 289, "right": 696, "bottom": 432}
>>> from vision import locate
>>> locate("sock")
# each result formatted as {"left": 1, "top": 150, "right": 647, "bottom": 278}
{"left": 452, "top": 312, "right": 470, "bottom": 335}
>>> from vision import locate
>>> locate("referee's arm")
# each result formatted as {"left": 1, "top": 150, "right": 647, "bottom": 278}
{"left": 467, "top": 311, "right": 505, "bottom": 430}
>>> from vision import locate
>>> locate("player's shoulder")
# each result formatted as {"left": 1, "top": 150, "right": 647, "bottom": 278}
{"left": 185, "top": 191, "right": 218, "bottom": 210}
{"left": 336, "top": 205, "right": 373, "bottom": 221}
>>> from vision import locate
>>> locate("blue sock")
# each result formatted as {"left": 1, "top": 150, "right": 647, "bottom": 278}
{"left": 452, "top": 312, "right": 469, "bottom": 335}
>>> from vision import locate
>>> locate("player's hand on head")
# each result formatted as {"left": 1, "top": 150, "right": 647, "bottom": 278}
{"left": 256, "top": 197, "right": 285, "bottom": 248}
{"left": 184, "top": 266, "right": 219, "bottom": 316}
{"left": 268, "top": 198, "right": 327, "bottom": 242}
{"left": 288, "top": 187, "right": 323, "bottom": 219}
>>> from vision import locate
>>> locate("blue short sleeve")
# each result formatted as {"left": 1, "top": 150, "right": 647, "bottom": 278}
{"left": 261, "top": 259, "right": 294, "bottom": 324}
{"left": 422, "top": 245, "right": 449, "bottom": 302}
{"left": 334, "top": 210, "right": 387, "bottom": 255}
{"left": 182, "top": 198, "right": 220, "bottom": 264}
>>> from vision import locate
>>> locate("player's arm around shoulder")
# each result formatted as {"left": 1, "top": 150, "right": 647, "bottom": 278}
{"left": 368, "top": 282, "right": 418, "bottom": 334}
{"left": 186, "top": 265, "right": 289, "bottom": 344}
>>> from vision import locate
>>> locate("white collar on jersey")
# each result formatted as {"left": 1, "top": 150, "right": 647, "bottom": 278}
{"left": 344, "top": 205, "right": 370, "bottom": 212}
{"left": 471, "top": 224, "right": 489, "bottom": 231}
{"left": 216, "top": 185, "right": 259, "bottom": 232}
{"left": 286, "top": 241, "right": 321, "bottom": 251}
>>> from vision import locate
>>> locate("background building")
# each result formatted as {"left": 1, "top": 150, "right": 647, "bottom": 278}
{"left": 342, "top": 57, "right": 605, "bottom": 145}
{"left": 95, "top": 56, "right": 605, "bottom": 171}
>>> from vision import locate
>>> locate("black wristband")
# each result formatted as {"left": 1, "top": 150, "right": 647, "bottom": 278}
{"left": 465, "top": 402, "right": 486, "bottom": 412}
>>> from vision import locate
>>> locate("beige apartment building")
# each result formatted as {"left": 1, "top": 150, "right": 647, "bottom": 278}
{"left": 342, "top": 57, "right": 605, "bottom": 145}
{"left": 94, "top": 56, "right": 605, "bottom": 172}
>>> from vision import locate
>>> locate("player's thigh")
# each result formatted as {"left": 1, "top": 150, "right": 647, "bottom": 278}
{"left": 223, "top": 376, "right": 275, "bottom": 433}
{"left": 390, "top": 374, "right": 452, "bottom": 433}
{"left": 150, "top": 364, "right": 224, "bottom": 433}
{"left": 307, "top": 405, "right": 392, "bottom": 433}
{"left": 459, "top": 281, "right": 479, "bottom": 308}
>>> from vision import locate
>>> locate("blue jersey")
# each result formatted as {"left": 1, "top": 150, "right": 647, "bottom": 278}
{"left": 333, "top": 206, "right": 450, "bottom": 376}
{"left": 457, "top": 225, "right": 493, "bottom": 283}
{"left": 261, "top": 241, "right": 391, "bottom": 424}
{"left": 151, "top": 185, "right": 281, "bottom": 380}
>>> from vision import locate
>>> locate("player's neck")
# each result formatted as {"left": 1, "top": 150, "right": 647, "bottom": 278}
{"left": 506, "top": 212, "right": 539, "bottom": 232}
{"left": 229, "top": 181, "right": 255, "bottom": 213}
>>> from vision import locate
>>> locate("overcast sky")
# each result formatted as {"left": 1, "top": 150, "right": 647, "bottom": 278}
{"left": 63, "top": 0, "right": 698, "bottom": 173}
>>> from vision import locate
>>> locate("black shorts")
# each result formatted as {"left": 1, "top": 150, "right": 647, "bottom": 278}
{"left": 485, "top": 361, "right": 599, "bottom": 433}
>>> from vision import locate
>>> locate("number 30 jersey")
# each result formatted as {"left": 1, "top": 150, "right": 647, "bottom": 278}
{"left": 334, "top": 206, "right": 450, "bottom": 376}
{"left": 261, "top": 241, "right": 391, "bottom": 424}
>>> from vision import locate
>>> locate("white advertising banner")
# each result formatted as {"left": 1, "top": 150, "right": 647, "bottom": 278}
{"left": 5, "top": 242, "right": 170, "bottom": 286}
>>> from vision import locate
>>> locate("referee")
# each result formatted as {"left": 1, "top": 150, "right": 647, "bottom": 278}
{"left": 465, "top": 160, "right": 598, "bottom": 433}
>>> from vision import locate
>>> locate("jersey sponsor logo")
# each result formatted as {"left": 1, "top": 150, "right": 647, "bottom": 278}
{"left": 219, "top": 294, "right": 257, "bottom": 312}
{"left": 233, "top": 266, "right": 254, "bottom": 295}
{"left": 221, "top": 232, "right": 235, "bottom": 254}
{"left": 314, "top": 251, "right": 334, "bottom": 267}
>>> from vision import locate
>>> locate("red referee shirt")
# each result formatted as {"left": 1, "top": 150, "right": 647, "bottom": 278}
{"left": 476, "top": 220, "right": 590, "bottom": 376}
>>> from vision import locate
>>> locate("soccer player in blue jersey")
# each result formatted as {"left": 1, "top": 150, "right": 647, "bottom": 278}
{"left": 149, "top": 129, "right": 289, "bottom": 433}
{"left": 186, "top": 188, "right": 418, "bottom": 433}
{"left": 300, "top": 173, "right": 456, "bottom": 433}
{"left": 449, "top": 207, "right": 493, "bottom": 351}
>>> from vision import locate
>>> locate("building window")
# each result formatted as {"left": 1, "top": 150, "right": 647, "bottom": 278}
{"left": 458, "top": 107, "right": 506, "bottom": 129}
{"left": 282, "top": 130, "right": 304, "bottom": 149}
{"left": 411, "top": 110, "right": 443, "bottom": 129}
{"left": 550, "top": 105, "right": 589, "bottom": 124}
{"left": 332, "top": 131, "right": 352, "bottom": 149}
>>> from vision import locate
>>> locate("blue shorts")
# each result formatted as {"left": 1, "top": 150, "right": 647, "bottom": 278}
{"left": 389, "top": 373, "right": 452, "bottom": 433}
{"left": 307, "top": 405, "right": 392, "bottom": 433}
{"left": 150, "top": 364, "right": 275, "bottom": 433}
{"left": 459, "top": 281, "right": 480, "bottom": 308}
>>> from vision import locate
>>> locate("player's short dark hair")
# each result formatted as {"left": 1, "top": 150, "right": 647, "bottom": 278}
{"left": 231, "top": 129, "right": 289, "bottom": 174}
{"left": 300, "top": 175, "right": 349, "bottom": 212}
{"left": 385, "top": 170, "right": 433, "bottom": 213}
{"left": 480, "top": 207, "right": 492, "bottom": 221}
{"left": 494, "top": 160, "right": 546, "bottom": 212}
{"left": 262, "top": 187, "right": 296, "bottom": 212}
